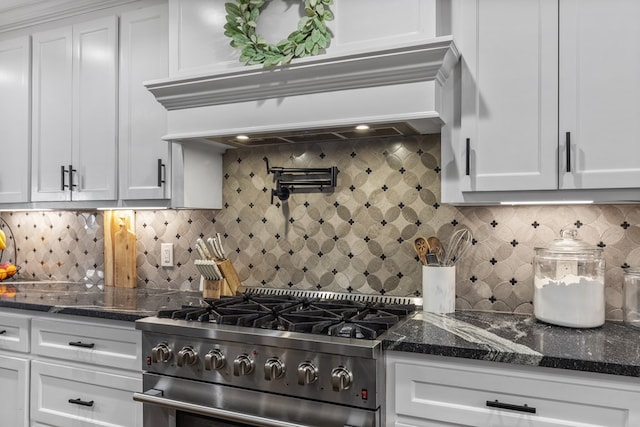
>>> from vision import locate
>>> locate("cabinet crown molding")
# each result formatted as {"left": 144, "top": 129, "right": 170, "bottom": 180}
{"left": 0, "top": 0, "right": 138, "bottom": 33}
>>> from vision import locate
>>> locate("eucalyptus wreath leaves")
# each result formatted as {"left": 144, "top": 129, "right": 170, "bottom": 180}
{"left": 223, "top": 0, "right": 334, "bottom": 67}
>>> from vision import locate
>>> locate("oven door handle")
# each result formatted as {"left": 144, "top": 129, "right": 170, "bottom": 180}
{"left": 133, "top": 390, "right": 310, "bottom": 427}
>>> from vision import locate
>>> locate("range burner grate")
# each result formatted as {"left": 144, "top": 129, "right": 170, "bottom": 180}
{"left": 157, "top": 292, "right": 416, "bottom": 340}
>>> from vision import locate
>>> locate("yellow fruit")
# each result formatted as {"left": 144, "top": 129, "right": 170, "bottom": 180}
{"left": 0, "top": 268, "right": 6, "bottom": 281}
{"left": 6, "top": 264, "right": 16, "bottom": 277}
{"left": 0, "top": 229, "right": 5, "bottom": 251}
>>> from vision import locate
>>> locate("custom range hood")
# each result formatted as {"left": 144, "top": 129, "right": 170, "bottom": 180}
{"left": 145, "top": 37, "right": 459, "bottom": 147}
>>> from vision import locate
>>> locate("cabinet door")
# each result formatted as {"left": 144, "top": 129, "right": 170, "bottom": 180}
{"left": 31, "top": 317, "right": 141, "bottom": 371}
{"left": 71, "top": 16, "right": 118, "bottom": 201}
{"left": 31, "top": 26, "right": 73, "bottom": 202}
{"left": 31, "top": 360, "right": 141, "bottom": 427}
{"left": 387, "top": 352, "right": 640, "bottom": 427}
{"left": 0, "top": 354, "right": 29, "bottom": 427}
{"left": 559, "top": 0, "right": 640, "bottom": 189}
{"left": 459, "top": 0, "right": 558, "bottom": 192}
{"left": 0, "top": 37, "right": 30, "bottom": 204}
{"left": 119, "top": 4, "right": 170, "bottom": 201}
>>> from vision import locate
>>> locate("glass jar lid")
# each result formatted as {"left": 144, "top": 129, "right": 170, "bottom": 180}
{"left": 535, "top": 227, "right": 602, "bottom": 255}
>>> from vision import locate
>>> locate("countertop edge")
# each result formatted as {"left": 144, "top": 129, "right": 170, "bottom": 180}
{"left": 382, "top": 311, "right": 640, "bottom": 379}
{"left": 0, "top": 298, "right": 150, "bottom": 322}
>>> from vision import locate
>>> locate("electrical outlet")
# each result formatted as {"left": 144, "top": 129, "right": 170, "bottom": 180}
{"left": 556, "top": 260, "right": 578, "bottom": 278}
{"left": 161, "top": 243, "right": 174, "bottom": 267}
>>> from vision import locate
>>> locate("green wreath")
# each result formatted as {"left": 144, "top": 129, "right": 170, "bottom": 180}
{"left": 223, "top": 0, "right": 333, "bottom": 67}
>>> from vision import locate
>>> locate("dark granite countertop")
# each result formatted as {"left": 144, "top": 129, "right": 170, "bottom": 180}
{"left": 0, "top": 281, "right": 204, "bottom": 322}
{"left": 383, "top": 310, "right": 640, "bottom": 378}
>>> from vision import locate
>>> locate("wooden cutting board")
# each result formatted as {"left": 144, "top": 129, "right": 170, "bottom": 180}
{"left": 104, "top": 211, "right": 137, "bottom": 288}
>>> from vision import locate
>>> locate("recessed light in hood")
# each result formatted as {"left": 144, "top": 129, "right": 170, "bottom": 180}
{"left": 220, "top": 122, "right": 418, "bottom": 147}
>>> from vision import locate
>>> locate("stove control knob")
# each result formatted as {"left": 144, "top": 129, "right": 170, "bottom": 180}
{"left": 177, "top": 346, "right": 198, "bottom": 367}
{"left": 151, "top": 343, "right": 172, "bottom": 363}
{"left": 233, "top": 354, "right": 254, "bottom": 376}
{"left": 297, "top": 361, "right": 318, "bottom": 385}
{"left": 331, "top": 366, "right": 353, "bottom": 392}
{"left": 204, "top": 349, "right": 226, "bottom": 371}
{"left": 264, "top": 357, "right": 286, "bottom": 381}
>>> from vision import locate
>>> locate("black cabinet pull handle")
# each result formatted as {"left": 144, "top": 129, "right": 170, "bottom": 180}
{"left": 0, "top": 330, "right": 6, "bottom": 335}
{"left": 69, "top": 164, "right": 77, "bottom": 190}
{"left": 157, "top": 159, "right": 166, "bottom": 187}
{"left": 69, "top": 341, "right": 95, "bottom": 349}
{"left": 486, "top": 400, "right": 536, "bottom": 414}
{"left": 68, "top": 398, "right": 94, "bottom": 407}
{"left": 61, "top": 165, "right": 69, "bottom": 190}
{"left": 465, "top": 138, "right": 471, "bottom": 176}
{"left": 566, "top": 132, "right": 571, "bottom": 172}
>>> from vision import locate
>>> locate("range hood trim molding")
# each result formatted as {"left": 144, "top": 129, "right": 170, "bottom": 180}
{"left": 145, "top": 37, "right": 459, "bottom": 111}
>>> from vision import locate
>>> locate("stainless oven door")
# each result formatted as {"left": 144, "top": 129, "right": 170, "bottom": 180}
{"left": 133, "top": 373, "right": 380, "bottom": 427}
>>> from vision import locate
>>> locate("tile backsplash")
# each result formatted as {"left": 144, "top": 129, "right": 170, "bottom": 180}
{"left": 2, "top": 134, "right": 640, "bottom": 320}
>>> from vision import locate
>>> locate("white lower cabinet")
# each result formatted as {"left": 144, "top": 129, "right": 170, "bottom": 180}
{"left": 31, "top": 360, "right": 141, "bottom": 427}
{"left": 386, "top": 351, "right": 640, "bottom": 427}
{"left": 0, "top": 309, "right": 142, "bottom": 427}
{"left": 31, "top": 316, "right": 141, "bottom": 372}
{"left": 0, "top": 354, "right": 30, "bottom": 426}
{"left": 0, "top": 310, "right": 31, "bottom": 427}
{"left": 30, "top": 316, "right": 142, "bottom": 427}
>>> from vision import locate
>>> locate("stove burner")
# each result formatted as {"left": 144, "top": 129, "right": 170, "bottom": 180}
{"left": 159, "top": 294, "right": 415, "bottom": 339}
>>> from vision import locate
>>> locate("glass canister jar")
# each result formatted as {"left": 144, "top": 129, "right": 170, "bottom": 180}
{"left": 533, "top": 227, "right": 605, "bottom": 328}
{"left": 623, "top": 267, "right": 640, "bottom": 329}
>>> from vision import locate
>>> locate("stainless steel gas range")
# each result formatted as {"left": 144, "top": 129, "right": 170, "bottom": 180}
{"left": 133, "top": 289, "right": 418, "bottom": 427}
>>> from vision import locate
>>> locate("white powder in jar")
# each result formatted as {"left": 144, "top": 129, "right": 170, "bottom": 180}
{"left": 533, "top": 274, "right": 605, "bottom": 328}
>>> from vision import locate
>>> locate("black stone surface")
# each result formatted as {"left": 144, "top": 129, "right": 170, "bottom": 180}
{"left": 383, "top": 310, "right": 640, "bottom": 378}
{"left": 0, "top": 281, "right": 204, "bottom": 322}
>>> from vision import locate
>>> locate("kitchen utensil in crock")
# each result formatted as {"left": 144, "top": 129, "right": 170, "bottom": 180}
{"left": 425, "top": 253, "right": 440, "bottom": 266}
{"left": 413, "top": 237, "right": 429, "bottom": 266}
{"left": 443, "top": 229, "right": 472, "bottom": 266}
{"left": 426, "top": 236, "right": 444, "bottom": 265}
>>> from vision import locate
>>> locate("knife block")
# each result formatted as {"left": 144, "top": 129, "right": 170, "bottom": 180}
{"left": 202, "top": 277, "right": 234, "bottom": 299}
{"left": 202, "top": 278, "right": 224, "bottom": 299}
{"left": 216, "top": 259, "right": 241, "bottom": 295}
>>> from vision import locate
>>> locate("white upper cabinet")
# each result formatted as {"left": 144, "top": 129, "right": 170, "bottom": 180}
{"left": 457, "top": 0, "right": 558, "bottom": 193}
{"left": 31, "top": 25, "right": 73, "bottom": 202}
{"left": 0, "top": 36, "right": 30, "bottom": 204}
{"left": 118, "top": 4, "right": 170, "bottom": 201}
{"left": 443, "top": 0, "right": 640, "bottom": 204}
{"left": 559, "top": 0, "right": 640, "bottom": 190}
{"left": 31, "top": 16, "right": 117, "bottom": 203}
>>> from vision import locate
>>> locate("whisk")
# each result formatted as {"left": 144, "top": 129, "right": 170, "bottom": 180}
{"left": 443, "top": 228, "right": 472, "bottom": 266}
